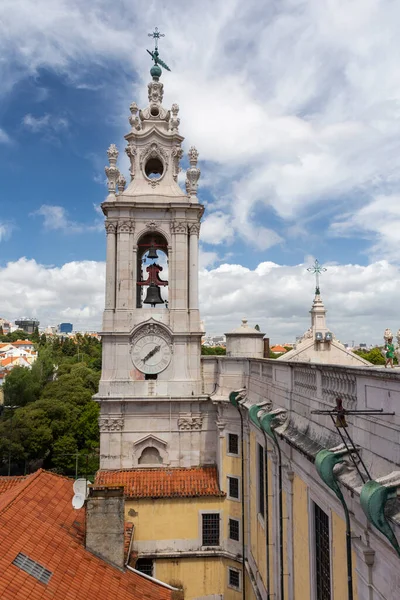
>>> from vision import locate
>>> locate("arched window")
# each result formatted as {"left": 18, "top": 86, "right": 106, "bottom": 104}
{"left": 138, "top": 447, "right": 162, "bottom": 465}
{"left": 136, "top": 233, "right": 169, "bottom": 309}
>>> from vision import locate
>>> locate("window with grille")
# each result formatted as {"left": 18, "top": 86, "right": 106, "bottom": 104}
{"left": 135, "top": 558, "right": 154, "bottom": 577}
{"left": 202, "top": 513, "right": 220, "bottom": 546}
{"left": 314, "top": 503, "right": 331, "bottom": 600}
{"left": 228, "top": 433, "right": 239, "bottom": 455}
{"left": 229, "top": 518, "right": 240, "bottom": 541}
{"left": 228, "top": 568, "right": 240, "bottom": 589}
{"left": 12, "top": 553, "right": 52, "bottom": 585}
{"left": 228, "top": 476, "right": 239, "bottom": 499}
{"left": 258, "top": 443, "right": 265, "bottom": 516}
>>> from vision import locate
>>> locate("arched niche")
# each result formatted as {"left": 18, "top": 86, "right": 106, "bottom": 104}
{"left": 136, "top": 232, "right": 169, "bottom": 309}
{"left": 138, "top": 447, "right": 162, "bottom": 465}
{"left": 132, "top": 434, "right": 169, "bottom": 466}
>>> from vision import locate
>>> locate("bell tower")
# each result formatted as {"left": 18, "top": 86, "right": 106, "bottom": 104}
{"left": 97, "top": 34, "right": 211, "bottom": 470}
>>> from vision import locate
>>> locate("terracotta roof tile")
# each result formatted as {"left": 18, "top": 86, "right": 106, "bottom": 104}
{"left": 12, "top": 341, "right": 33, "bottom": 346}
{"left": 0, "top": 470, "right": 173, "bottom": 600}
{"left": 95, "top": 466, "right": 224, "bottom": 499}
{"left": 0, "top": 476, "right": 28, "bottom": 495}
{"left": 271, "top": 345, "right": 287, "bottom": 353}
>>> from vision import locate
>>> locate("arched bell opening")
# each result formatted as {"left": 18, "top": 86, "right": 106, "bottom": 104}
{"left": 136, "top": 232, "right": 169, "bottom": 309}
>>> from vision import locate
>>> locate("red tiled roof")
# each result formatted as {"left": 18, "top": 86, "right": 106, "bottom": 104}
{"left": 0, "top": 476, "right": 28, "bottom": 495}
{"left": 95, "top": 466, "right": 224, "bottom": 499}
{"left": 0, "top": 470, "right": 173, "bottom": 600}
{"left": 271, "top": 345, "right": 287, "bottom": 353}
{"left": 12, "top": 340, "right": 33, "bottom": 346}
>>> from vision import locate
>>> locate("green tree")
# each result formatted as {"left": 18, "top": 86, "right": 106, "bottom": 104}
{"left": 201, "top": 346, "right": 226, "bottom": 355}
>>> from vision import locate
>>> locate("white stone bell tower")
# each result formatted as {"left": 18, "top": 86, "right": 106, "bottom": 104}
{"left": 97, "top": 47, "right": 215, "bottom": 470}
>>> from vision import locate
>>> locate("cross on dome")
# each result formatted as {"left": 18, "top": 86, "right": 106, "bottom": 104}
{"left": 307, "top": 259, "right": 327, "bottom": 296}
{"left": 148, "top": 27, "right": 165, "bottom": 51}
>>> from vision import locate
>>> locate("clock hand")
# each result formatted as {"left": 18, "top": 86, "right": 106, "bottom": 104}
{"left": 143, "top": 345, "right": 161, "bottom": 362}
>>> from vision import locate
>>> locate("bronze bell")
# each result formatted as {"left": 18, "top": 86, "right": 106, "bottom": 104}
{"left": 147, "top": 245, "right": 158, "bottom": 260}
{"left": 143, "top": 283, "right": 164, "bottom": 306}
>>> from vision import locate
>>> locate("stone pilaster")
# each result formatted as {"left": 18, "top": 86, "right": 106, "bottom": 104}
{"left": 105, "top": 221, "right": 117, "bottom": 310}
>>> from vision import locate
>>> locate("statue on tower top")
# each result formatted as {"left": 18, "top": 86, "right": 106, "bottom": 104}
{"left": 147, "top": 27, "right": 171, "bottom": 80}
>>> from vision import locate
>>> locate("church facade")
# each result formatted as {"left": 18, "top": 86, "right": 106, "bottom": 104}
{"left": 96, "top": 55, "right": 400, "bottom": 600}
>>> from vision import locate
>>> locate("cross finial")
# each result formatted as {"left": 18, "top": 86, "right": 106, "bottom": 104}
{"left": 148, "top": 27, "right": 165, "bottom": 51}
{"left": 307, "top": 259, "right": 327, "bottom": 295}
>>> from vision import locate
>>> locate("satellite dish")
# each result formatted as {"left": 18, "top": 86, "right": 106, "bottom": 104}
{"left": 72, "top": 493, "right": 85, "bottom": 509}
{"left": 73, "top": 478, "right": 90, "bottom": 496}
{"left": 72, "top": 478, "right": 92, "bottom": 510}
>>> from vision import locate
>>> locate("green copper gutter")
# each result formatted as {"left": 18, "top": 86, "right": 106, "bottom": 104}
{"left": 360, "top": 480, "right": 400, "bottom": 557}
{"left": 315, "top": 449, "right": 353, "bottom": 600}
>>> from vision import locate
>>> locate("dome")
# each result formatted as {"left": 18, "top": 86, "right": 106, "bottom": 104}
{"left": 225, "top": 319, "right": 264, "bottom": 336}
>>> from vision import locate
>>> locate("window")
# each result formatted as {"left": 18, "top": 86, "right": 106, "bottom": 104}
{"left": 12, "top": 553, "right": 52, "bottom": 585}
{"left": 229, "top": 518, "right": 240, "bottom": 542}
{"left": 228, "top": 476, "right": 239, "bottom": 500}
{"left": 228, "top": 433, "right": 239, "bottom": 455}
{"left": 228, "top": 568, "right": 240, "bottom": 590}
{"left": 135, "top": 558, "right": 154, "bottom": 577}
{"left": 314, "top": 503, "right": 331, "bottom": 600}
{"left": 258, "top": 443, "right": 265, "bottom": 516}
{"left": 202, "top": 513, "right": 220, "bottom": 546}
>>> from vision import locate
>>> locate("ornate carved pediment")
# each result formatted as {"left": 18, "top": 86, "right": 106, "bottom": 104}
{"left": 118, "top": 219, "right": 134, "bottom": 234}
{"left": 132, "top": 434, "right": 169, "bottom": 466}
{"left": 99, "top": 417, "right": 124, "bottom": 432}
{"left": 178, "top": 414, "right": 203, "bottom": 431}
{"left": 140, "top": 142, "right": 169, "bottom": 171}
{"left": 170, "top": 221, "right": 187, "bottom": 234}
{"left": 131, "top": 321, "right": 171, "bottom": 344}
{"left": 105, "top": 221, "right": 117, "bottom": 234}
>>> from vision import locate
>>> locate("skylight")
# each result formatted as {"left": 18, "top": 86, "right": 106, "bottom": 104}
{"left": 12, "top": 553, "right": 52, "bottom": 585}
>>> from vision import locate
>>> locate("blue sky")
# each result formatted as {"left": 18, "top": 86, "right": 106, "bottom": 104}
{"left": 1, "top": 0, "right": 400, "bottom": 343}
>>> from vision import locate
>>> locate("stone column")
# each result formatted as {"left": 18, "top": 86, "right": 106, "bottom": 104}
{"left": 170, "top": 221, "right": 188, "bottom": 310}
{"left": 105, "top": 221, "right": 117, "bottom": 310}
{"left": 116, "top": 219, "right": 134, "bottom": 310}
{"left": 132, "top": 246, "right": 137, "bottom": 309}
{"left": 189, "top": 223, "right": 200, "bottom": 310}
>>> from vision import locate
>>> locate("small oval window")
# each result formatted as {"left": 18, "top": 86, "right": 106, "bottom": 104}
{"left": 150, "top": 106, "right": 160, "bottom": 117}
{"left": 145, "top": 157, "right": 164, "bottom": 180}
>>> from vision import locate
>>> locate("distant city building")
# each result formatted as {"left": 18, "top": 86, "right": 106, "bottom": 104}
{"left": 58, "top": 322, "right": 73, "bottom": 334}
{"left": 0, "top": 318, "right": 11, "bottom": 334}
{"left": 14, "top": 318, "right": 39, "bottom": 334}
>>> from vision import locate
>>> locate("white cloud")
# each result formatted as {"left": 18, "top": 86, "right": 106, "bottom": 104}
{"left": 200, "top": 212, "right": 234, "bottom": 245}
{"left": 1, "top": 256, "right": 400, "bottom": 343}
{"left": 0, "top": 221, "right": 13, "bottom": 242}
{"left": 330, "top": 194, "right": 400, "bottom": 261}
{"left": 33, "top": 204, "right": 103, "bottom": 234}
{"left": 0, "top": 258, "right": 105, "bottom": 330}
{"left": 22, "top": 113, "right": 68, "bottom": 133}
{"left": 0, "top": 0, "right": 400, "bottom": 254}
{"left": 0, "top": 128, "right": 10, "bottom": 144}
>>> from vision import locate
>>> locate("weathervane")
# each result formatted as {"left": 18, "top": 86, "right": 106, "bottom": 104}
{"left": 147, "top": 27, "right": 171, "bottom": 78}
{"left": 307, "top": 259, "right": 327, "bottom": 295}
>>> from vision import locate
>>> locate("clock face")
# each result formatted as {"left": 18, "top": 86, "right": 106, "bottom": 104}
{"left": 131, "top": 334, "right": 172, "bottom": 374}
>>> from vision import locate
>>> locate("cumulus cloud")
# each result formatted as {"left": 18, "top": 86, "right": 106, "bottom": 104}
{"left": 33, "top": 204, "right": 103, "bottom": 233}
{"left": 1, "top": 257, "right": 399, "bottom": 343}
{"left": 0, "top": 258, "right": 105, "bottom": 330}
{"left": 1, "top": 0, "right": 400, "bottom": 255}
{"left": 330, "top": 194, "right": 400, "bottom": 262}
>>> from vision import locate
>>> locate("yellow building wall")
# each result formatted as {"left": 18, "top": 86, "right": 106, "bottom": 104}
{"left": 282, "top": 490, "right": 289, "bottom": 600}
{"left": 332, "top": 511, "right": 359, "bottom": 600}
{"left": 267, "top": 455, "right": 274, "bottom": 597}
{"left": 156, "top": 557, "right": 243, "bottom": 600}
{"left": 126, "top": 496, "right": 224, "bottom": 541}
{"left": 293, "top": 475, "right": 310, "bottom": 600}
{"left": 248, "top": 430, "right": 267, "bottom": 591}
